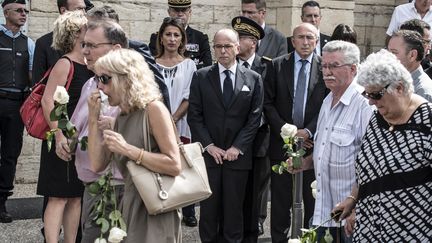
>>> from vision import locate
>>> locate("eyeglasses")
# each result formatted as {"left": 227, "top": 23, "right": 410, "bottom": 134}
{"left": 362, "top": 84, "right": 390, "bottom": 100}
{"left": 319, "top": 63, "right": 352, "bottom": 71}
{"left": 213, "top": 44, "right": 236, "bottom": 50}
{"left": 6, "top": 8, "right": 29, "bottom": 14}
{"left": 95, "top": 74, "right": 112, "bottom": 85}
{"left": 81, "top": 42, "right": 113, "bottom": 49}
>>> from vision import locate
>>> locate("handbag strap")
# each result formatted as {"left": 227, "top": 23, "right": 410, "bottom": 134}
{"left": 31, "top": 56, "right": 75, "bottom": 90}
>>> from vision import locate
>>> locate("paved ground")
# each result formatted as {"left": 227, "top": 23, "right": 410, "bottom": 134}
{"left": 0, "top": 183, "right": 273, "bottom": 243}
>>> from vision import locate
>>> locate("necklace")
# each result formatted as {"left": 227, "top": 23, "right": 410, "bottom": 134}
{"left": 387, "top": 98, "right": 412, "bottom": 132}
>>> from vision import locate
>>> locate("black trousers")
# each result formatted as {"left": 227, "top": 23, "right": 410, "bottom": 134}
{"left": 0, "top": 98, "right": 24, "bottom": 198}
{"left": 199, "top": 166, "right": 249, "bottom": 243}
{"left": 270, "top": 160, "right": 315, "bottom": 243}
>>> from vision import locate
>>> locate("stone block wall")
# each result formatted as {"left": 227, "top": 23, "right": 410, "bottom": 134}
{"left": 16, "top": 0, "right": 399, "bottom": 184}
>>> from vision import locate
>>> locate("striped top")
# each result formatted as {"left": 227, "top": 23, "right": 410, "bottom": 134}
{"left": 312, "top": 82, "right": 373, "bottom": 227}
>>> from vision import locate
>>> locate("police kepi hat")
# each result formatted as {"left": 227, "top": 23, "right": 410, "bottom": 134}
{"left": 168, "top": 0, "right": 191, "bottom": 8}
{"left": 231, "top": 16, "right": 265, "bottom": 40}
{"left": 2, "top": 0, "right": 26, "bottom": 8}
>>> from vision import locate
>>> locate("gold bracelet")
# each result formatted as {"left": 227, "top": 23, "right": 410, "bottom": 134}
{"left": 347, "top": 195, "right": 358, "bottom": 203}
{"left": 135, "top": 149, "right": 144, "bottom": 165}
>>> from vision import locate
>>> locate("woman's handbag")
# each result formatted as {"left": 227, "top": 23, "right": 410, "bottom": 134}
{"left": 126, "top": 110, "right": 212, "bottom": 215}
{"left": 20, "top": 57, "right": 74, "bottom": 139}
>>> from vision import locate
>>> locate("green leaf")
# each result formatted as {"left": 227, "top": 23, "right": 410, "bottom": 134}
{"left": 66, "top": 121, "right": 75, "bottom": 131}
{"left": 298, "top": 149, "right": 306, "bottom": 157}
{"left": 272, "top": 165, "right": 280, "bottom": 174}
{"left": 47, "top": 138, "right": 52, "bottom": 152}
{"left": 88, "top": 182, "right": 101, "bottom": 196}
{"left": 323, "top": 229, "right": 333, "bottom": 243}
{"left": 98, "top": 176, "right": 106, "bottom": 186}
{"left": 80, "top": 136, "right": 88, "bottom": 151}
{"left": 57, "top": 118, "right": 68, "bottom": 130}
{"left": 292, "top": 157, "right": 302, "bottom": 169}
{"left": 119, "top": 217, "right": 127, "bottom": 231}
{"left": 278, "top": 165, "right": 284, "bottom": 174}
{"left": 109, "top": 210, "right": 122, "bottom": 221}
{"left": 96, "top": 218, "right": 110, "bottom": 233}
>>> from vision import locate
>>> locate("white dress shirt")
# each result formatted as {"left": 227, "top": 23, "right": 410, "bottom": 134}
{"left": 218, "top": 62, "right": 237, "bottom": 91}
{"left": 386, "top": 1, "right": 432, "bottom": 37}
{"left": 239, "top": 53, "right": 255, "bottom": 69}
{"left": 312, "top": 82, "right": 374, "bottom": 227}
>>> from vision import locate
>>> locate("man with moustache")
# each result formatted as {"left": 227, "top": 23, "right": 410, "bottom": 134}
{"left": 289, "top": 40, "right": 373, "bottom": 242}
{"left": 0, "top": 0, "right": 34, "bottom": 223}
{"left": 188, "top": 28, "right": 263, "bottom": 242}
{"left": 264, "top": 23, "right": 327, "bottom": 242}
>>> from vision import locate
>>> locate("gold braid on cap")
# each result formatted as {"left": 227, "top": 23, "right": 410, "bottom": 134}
{"left": 234, "top": 23, "right": 260, "bottom": 40}
{"left": 168, "top": 0, "right": 191, "bottom": 6}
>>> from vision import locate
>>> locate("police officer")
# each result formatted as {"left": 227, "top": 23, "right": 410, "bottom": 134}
{"left": 232, "top": 16, "right": 272, "bottom": 242}
{"left": 0, "top": 0, "right": 35, "bottom": 223}
{"left": 149, "top": 0, "right": 212, "bottom": 70}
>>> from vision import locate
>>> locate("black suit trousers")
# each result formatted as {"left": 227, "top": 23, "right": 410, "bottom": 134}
{"left": 270, "top": 160, "right": 315, "bottom": 243}
{"left": 199, "top": 166, "right": 249, "bottom": 243}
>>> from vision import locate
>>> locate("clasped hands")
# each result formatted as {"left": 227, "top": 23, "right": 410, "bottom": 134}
{"left": 206, "top": 145, "right": 241, "bottom": 164}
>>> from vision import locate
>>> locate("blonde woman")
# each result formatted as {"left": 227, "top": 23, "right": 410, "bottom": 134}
{"left": 37, "top": 10, "right": 93, "bottom": 243}
{"left": 88, "top": 48, "right": 182, "bottom": 242}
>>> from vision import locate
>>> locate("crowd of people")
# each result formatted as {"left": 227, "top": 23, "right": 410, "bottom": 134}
{"left": 0, "top": 0, "right": 430, "bottom": 242}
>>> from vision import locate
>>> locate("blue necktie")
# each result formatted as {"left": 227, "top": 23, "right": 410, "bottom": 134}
{"left": 293, "top": 60, "right": 307, "bottom": 127}
{"left": 223, "top": 70, "right": 233, "bottom": 106}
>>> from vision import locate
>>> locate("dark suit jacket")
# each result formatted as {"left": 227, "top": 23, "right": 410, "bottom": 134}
{"left": 188, "top": 63, "right": 263, "bottom": 170}
{"left": 257, "top": 25, "right": 287, "bottom": 59}
{"left": 287, "top": 33, "right": 331, "bottom": 55}
{"left": 263, "top": 52, "right": 327, "bottom": 161}
{"left": 32, "top": 32, "right": 63, "bottom": 84}
{"left": 128, "top": 40, "right": 170, "bottom": 111}
{"left": 149, "top": 26, "right": 212, "bottom": 69}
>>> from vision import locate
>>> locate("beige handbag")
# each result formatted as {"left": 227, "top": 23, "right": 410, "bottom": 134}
{"left": 126, "top": 110, "right": 212, "bottom": 215}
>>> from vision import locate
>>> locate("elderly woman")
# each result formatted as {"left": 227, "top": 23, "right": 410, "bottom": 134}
{"left": 155, "top": 16, "right": 197, "bottom": 226}
{"left": 333, "top": 49, "right": 432, "bottom": 242}
{"left": 38, "top": 10, "right": 92, "bottom": 243}
{"left": 87, "top": 48, "right": 182, "bottom": 242}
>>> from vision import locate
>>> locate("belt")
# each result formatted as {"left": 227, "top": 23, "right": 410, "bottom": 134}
{"left": 0, "top": 90, "right": 26, "bottom": 101}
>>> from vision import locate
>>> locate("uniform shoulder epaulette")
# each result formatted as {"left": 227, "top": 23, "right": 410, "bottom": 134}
{"left": 262, "top": 56, "right": 272, "bottom": 62}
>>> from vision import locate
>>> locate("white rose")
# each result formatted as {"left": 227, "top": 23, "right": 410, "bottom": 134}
{"left": 288, "top": 239, "right": 301, "bottom": 243}
{"left": 312, "top": 188, "right": 317, "bottom": 199}
{"left": 280, "top": 123, "right": 297, "bottom": 141}
{"left": 53, "top": 86, "right": 69, "bottom": 104}
{"left": 108, "top": 227, "right": 127, "bottom": 243}
{"left": 310, "top": 180, "right": 317, "bottom": 189}
{"left": 94, "top": 238, "right": 107, "bottom": 243}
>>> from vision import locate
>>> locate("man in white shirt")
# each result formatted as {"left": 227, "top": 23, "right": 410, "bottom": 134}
{"left": 291, "top": 40, "right": 373, "bottom": 242}
{"left": 386, "top": 0, "right": 432, "bottom": 45}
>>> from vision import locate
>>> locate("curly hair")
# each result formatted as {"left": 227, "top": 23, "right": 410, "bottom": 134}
{"left": 357, "top": 49, "right": 413, "bottom": 95}
{"left": 52, "top": 10, "right": 87, "bottom": 53}
{"left": 94, "top": 49, "right": 162, "bottom": 113}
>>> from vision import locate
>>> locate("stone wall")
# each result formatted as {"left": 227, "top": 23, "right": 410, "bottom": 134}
{"left": 16, "top": 0, "right": 400, "bottom": 183}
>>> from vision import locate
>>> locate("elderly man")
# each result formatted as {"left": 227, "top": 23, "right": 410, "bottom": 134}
{"left": 292, "top": 40, "right": 374, "bottom": 242}
{"left": 0, "top": 0, "right": 34, "bottom": 223}
{"left": 188, "top": 28, "right": 263, "bottom": 243}
{"left": 287, "top": 1, "right": 331, "bottom": 55}
{"left": 264, "top": 23, "right": 327, "bottom": 242}
{"left": 241, "top": 0, "right": 287, "bottom": 58}
{"left": 386, "top": 0, "right": 432, "bottom": 45}
{"left": 149, "top": 0, "right": 212, "bottom": 70}
{"left": 387, "top": 29, "right": 432, "bottom": 102}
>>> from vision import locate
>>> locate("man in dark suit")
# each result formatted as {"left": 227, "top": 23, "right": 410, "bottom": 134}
{"left": 232, "top": 16, "right": 271, "bottom": 242}
{"left": 287, "top": 1, "right": 331, "bottom": 55}
{"left": 264, "top": 23, "right": 327, "bottom": 243}
{"left": 241, "top": 0, "right": 287, "bottom": 58}
{"left": 188, "top": 28, "right": 263, "bottom": 243}
{"left": 149, "top": 0, "right": 212, "bottom": 70}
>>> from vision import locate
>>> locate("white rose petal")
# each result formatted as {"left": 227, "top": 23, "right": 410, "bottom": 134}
{"left": 53, "top": 86, "right": 69, "bottom": 104}
{"left": 94, "top": 238, "right": 107, "bottom": 243}
{"left": 288, "top": 239, "right": 301, "bottom": 243}
{"left": 280, "top": 123, "right": 297, "bottom": 140}
{"left": 312, "top": 188, "right": 317, "bottom": 199}
{"left": 310, "top": 180, "right": 317, "bottom": 189}
{"left": 108, "top": 227, "right": 127, "bottom": 243}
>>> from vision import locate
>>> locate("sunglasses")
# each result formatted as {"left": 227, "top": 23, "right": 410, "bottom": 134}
{"left": 362, "top": 84, "right": 390, "bottom": 100}
{"left": 7, "top": 8, "right": 29, "bottom": 14}
{"left": 95, "top": 74, "right": 112, "bottom": 85}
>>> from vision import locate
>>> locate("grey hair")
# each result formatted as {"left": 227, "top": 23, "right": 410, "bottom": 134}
{"left": 322, "top": 40, "right": 360, "bottom": 65}
{"left": 357, "top": 49, "right": 413, "bottom": 95}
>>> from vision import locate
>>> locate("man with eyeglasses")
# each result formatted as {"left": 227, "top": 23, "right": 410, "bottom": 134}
{"left": 241, "top": 0, "right": 287, "bottom": 59}
{"left": 149, "top": 0, "right": 212, "bottom": 70}
{"left": 289, "top": 40, "right": 373, "bottom": 242}
{"left": 0, "top": 0, "right": 34, "bottom": 223}
{"left": 32, "top": 0, "right": 91, "bottom": 84}
{"left": 188, "top": 28, "right": 263, "bottom": 243}
{"left": 264, "top": 23, "right": 327, "bottom": 243}
{"left": 387, "top": 29, "right": 432, "bottom": 102}
{"left": 287, "top": 1, "right": 331, "bottom": 56}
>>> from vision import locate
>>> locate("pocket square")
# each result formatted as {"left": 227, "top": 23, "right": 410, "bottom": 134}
{"left": 241, "top": 85, "right": 250, "bottom": 91}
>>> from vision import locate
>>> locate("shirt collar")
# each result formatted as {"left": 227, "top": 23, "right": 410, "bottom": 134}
{"left": 294, "top": 51, "right": 313, "bottom": 64}
{"left": 337, "top": 81, "right": 360, "bottom": 106}
{"left": 218, "top": 62, "right": 237, "bottom": 75}
{"left": 239, "top": 53, "right": 255, "bottom": 67}
{"left": 0, "top": 24, "right": 23, "bottom": 38}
